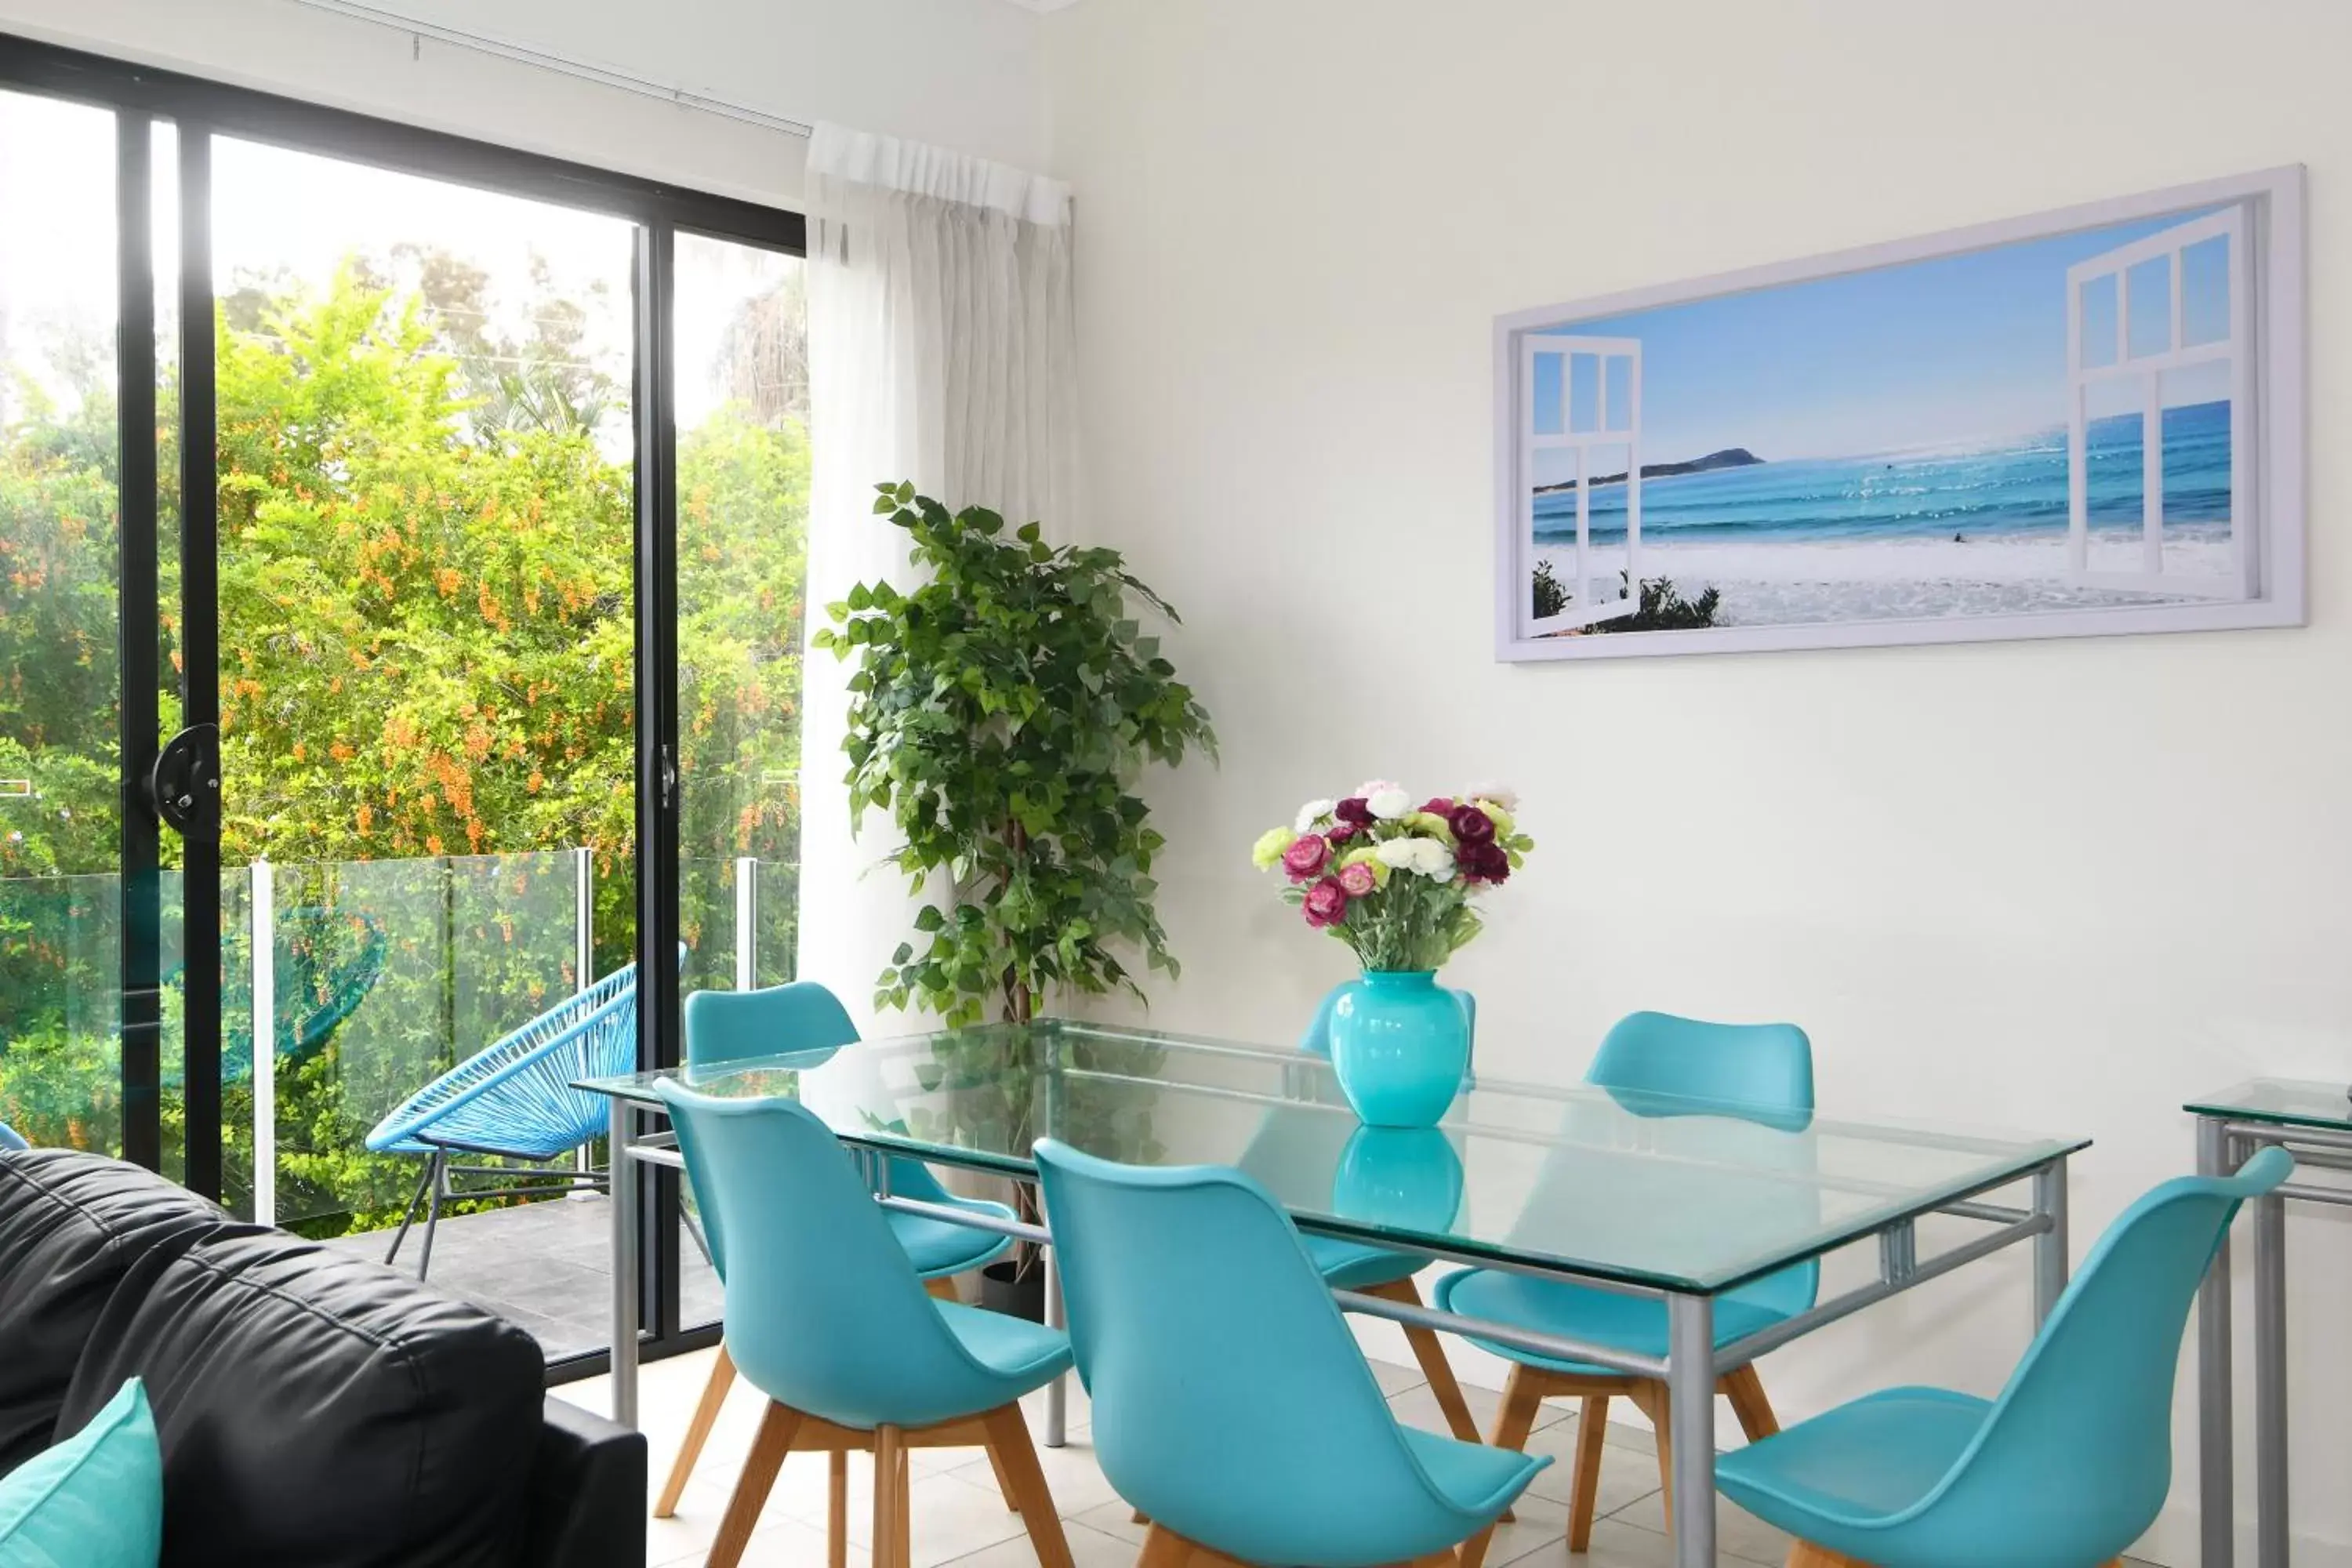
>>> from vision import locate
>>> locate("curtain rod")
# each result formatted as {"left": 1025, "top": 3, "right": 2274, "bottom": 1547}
{"left": 286, "top": 0, "right": 815, "bottom": 139}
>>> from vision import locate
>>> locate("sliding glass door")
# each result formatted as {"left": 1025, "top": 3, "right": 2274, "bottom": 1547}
{"left": 0, "top": 34, "right": 804, "bottom": 1374}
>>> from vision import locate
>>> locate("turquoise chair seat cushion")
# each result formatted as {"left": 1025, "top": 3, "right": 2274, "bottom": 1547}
{"left": 890, "top": 1195, "right": 1016, "bottom": 1279}
{"left": 0, "top": 1377, "right": 163, "bottom": 1567}
{"left": 936, "top": 1301, "right": 1074, "bottom": 1391}
{"left": 1715, "top": 1386, "right": 1989, "bottom": 1535}
{"left": 1397, "top": 1425, "right": 1549, "bottom": 1519}
{"left": 1432, "top": 1268, "right": 1788, "bottom": 1375}
{"left": 1305, "top": 1232, "right": 1424, "bottom": 1291}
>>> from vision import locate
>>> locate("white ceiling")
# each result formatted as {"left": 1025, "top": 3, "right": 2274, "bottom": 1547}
{"left": 994, "top": 0, "right": 1083, "bottom": 11}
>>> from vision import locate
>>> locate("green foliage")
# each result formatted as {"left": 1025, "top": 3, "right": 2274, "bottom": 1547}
{"left": 815, "top": 484, "right": 1214, "bottom": 1029}
{"left": 1, "top": 254, "right": 808, "bottom": 1233}
{"left": 1530, "top": 559, "right": 1567, "bottom": 620}
{"left": 1591, "top": 570, "right": 1722, "bottom": 633}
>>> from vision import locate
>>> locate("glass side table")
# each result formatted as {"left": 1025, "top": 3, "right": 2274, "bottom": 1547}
{"left": 2184, "top": 1080, "right": 2352, "bottom": 1568}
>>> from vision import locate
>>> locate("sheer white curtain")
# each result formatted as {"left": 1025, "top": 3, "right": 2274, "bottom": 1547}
{"left": 795, "top": 123, "right": 1079, "bottom": 1023}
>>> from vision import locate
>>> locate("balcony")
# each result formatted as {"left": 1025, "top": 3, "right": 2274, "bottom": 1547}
{"left": 0, "top": 846, "right": 787, "bottom": 1362}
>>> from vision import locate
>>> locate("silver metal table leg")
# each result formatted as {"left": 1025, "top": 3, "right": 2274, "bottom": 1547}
{"left": 2032, "top": 1155, "right": 2070, "bottom": 1327}
{"left": 609, "top": 1099, "right": 639, "bottom": 1430}
{"left": 1668, "top": 1292, "right": 1717, "bottom": 1566}
{"left": 2197, "top": 1116, "right": 2234, "bottom": 1568}
{"left": 2252, "top": 1144, "right": 2287, "bottom": 1568}
{"left": 1043, "top": 1238, "right": 1067, "bottom": 1449}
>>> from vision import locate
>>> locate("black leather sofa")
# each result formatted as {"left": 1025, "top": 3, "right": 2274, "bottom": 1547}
{"left": 0, "top": 1147, "right": 644, "bottom": 1568}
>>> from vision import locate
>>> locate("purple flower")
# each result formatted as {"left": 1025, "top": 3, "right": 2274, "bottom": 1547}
{"left": 1421, "top": 796, "right": 1457, "bottom": 816}
{"left": 1336, "top": 860, "right": 1377, "bottom": 897}
{"left": 1282, "top": 833, "right": 1331, "bottom": 881}
{"left": 1326, "top": 818, "right": 1362, "bottom": 846}
{"left": 1461, "top": 841, "right": 1511, "bottom": 883}
{"left": 1334, "top": 797, "right": 1374, "bottom": 826}
{"left": 1448, "top": 804, "right": 1497, "bottom": 845}
{"left": 1303, "top": 876, "right": 1351, "bottom": 927}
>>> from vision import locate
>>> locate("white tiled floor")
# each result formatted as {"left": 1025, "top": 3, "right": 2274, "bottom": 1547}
{"left": 557, "top": 1348, "right": 1787, "bottom": 1568}
{"left": 555, "top": 1352, "right": 2158, "bottom": 1568}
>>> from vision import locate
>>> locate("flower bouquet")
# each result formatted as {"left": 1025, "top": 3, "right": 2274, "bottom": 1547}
{"left": 1253, "top": 782, "right": 1534, "bottom": 1125}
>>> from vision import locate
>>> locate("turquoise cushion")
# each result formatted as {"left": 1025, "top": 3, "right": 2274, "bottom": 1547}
{"left": 0, "top": 1377, "right": 163, "bottom": 1567}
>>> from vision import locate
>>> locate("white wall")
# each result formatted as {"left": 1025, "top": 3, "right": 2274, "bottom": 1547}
{"left": 0, "top": 0, "right": 1051, "bottom": 209}
{"left": 1041, "top": 2, "right": 2352, "bottom": 1563}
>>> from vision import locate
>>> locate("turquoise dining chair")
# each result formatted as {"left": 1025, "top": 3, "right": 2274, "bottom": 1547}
{"left": 1722, "top": 1147, "right": 2294, "bottom": 1568}
{"left": 1035, "top": 1138, "right": 1547, "bottom": 1568}
{"left": 1436, "top": 1010, "right": 1817, "bottom": 1564}
{"left": 657, "top": 1082, "right": 1076, "bottom": 1568}
{"left": 655, "top": 980, "right": 1017, "bottom": 1519}
{"left": 1272, "top": 980, "right": 1486, "bottom": 1450}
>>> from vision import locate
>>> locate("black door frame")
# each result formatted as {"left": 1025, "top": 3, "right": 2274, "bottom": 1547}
{"left": 0, "top": 31, "right": 801, "bottom": 1379}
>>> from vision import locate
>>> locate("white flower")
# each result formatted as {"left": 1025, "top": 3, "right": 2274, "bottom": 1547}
{"left": 1410, "top": 839, "right": 1456, "bottom": 879}
{"left": 1294, "top": 798, "right": 1336, "bottom": 833}
{"left": 1374, "top": 838, "right": 1421, "bottom": 870}
{"left": 1367, "top": 787, "right": 1413, "bottom": 821}
{"left": 1463, "top": 781, "right": 1519, "bottom": 811}
{"left": 1355, "top": 779, "right": 1404, "bottom": 800}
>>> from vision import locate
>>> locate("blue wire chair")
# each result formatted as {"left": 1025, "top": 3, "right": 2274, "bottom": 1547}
{"left": 365, "top": 956, "right": 659, "bottom": 1279}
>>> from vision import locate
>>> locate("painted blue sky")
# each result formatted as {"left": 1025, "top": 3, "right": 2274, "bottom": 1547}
{"left": 1533, "top": 205, "right": 2234, "bottom": 470}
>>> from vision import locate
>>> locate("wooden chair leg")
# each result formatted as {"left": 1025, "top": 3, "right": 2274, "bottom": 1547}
{"left": 1136, "top": 1525, "right": 1193, "bottom": 1568}
{"left": 828, "top": 1450, "right": 848, "bottom": 1568}
{"left": 1722, "top": 1364, "right": 1780, "bottom": 1441}
{"left": 1568, "top": 1393, "right": 1610, "bottom": 1552}
{"left": 652, "top": 1341, "right": 736, "bottom": 1517}
{"left": 1629, "top": 1382, "right": 1673, "bottom": 1526}
{"left": 707, "top": 1399, "right": 801, "bottom": 1568}
{"left": 873, "top": 1425, "right": 911, "bottom": 1568}
{"left": 985, "top": 1442, "right": 1022, "bottom": 1511}
{"left": 1786, "top": 1545, "right": 1874, "bottom": 1568}
{"left": 1364, "top": 1279, "right": 1512, "bottom": 1523}
{"left": 981, "top": 1403, "right": 1076, "bottom": 1568}
{"left": 1457, "top": 1364, "right": 1548, "bottom": 1568}
{"left": 924, "top": 1275, "right": 961, "bottom": 1301}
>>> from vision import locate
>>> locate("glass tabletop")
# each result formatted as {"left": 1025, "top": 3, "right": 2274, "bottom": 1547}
{"left": 2186, "top": 1076, "right": 2352, "bottom": 1132}
{"left": 578, "top": 1019, "right": 2084, "bottom": 1294}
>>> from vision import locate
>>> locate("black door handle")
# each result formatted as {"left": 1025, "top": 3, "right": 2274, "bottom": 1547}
{"left": 148, "top": 723, "right": 221, "bottom": 838}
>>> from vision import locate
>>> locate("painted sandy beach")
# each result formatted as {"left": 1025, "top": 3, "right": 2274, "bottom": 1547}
{"left": 1530, "top": 399, "right": 2235, "bottom": 629}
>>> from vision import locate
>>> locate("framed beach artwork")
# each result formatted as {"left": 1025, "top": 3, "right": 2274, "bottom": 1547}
{"left": 1494, "top": 166, "right": 2306, "bottom": 662}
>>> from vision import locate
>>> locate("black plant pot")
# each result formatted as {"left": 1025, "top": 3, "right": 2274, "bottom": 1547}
{"left": 979, "top": 1258, "right": 1046, "bottom": 1323}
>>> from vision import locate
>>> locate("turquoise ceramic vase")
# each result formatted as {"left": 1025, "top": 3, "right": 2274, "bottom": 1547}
{"left": 1331, "top": 1127, "right": 1464, "bottom": 1232}
{"left": 1327, "top": 970, "right": 1469, "bottom": 1128}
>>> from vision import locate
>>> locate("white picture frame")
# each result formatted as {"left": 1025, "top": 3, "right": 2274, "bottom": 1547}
{"left": 1494, "top": 166, "right": 2306, "bottom": 663}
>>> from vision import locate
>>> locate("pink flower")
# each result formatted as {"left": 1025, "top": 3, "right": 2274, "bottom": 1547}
{"left": 1326, "top": 818, "right": 1362, "bottom": 846}
{"left": 1421, "top": 797, "right": 1456, "bottom": 816}
{"left": 1449, "top": 804, "right": 1497, "bottom": 845}
{"left": 1281, "top": 833, "right": 1331, "bottom": 881}
{"left": 1336, "top": 860, "right": 1377, "bottom": 897}
{"left": 1302, "top": 876, "right": 1351, "bottom": 927}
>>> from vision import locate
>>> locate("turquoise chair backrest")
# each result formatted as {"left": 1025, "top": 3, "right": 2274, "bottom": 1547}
{"left": 1904, "top": 1146, "right": 2292, "bottom": 1559}
{"left": 1301, "top": 981, "right": 1476, "bottom": 1064}
{"left": 1036, "top": 1138, "right": 1485, "bottom": 1566}
{"left": 655, "top": 1081, "right": 1018, "bottom": 1430}
{"left": 681, "top": 981, "right": 956, "bottom": 1280}
{"left": 1587, "top": 1011, "right": 1818, "bottom": 1319}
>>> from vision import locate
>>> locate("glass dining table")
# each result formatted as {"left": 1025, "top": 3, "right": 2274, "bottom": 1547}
{"left": 576, "top": 1019, "right": 2086, "bottom": 1568}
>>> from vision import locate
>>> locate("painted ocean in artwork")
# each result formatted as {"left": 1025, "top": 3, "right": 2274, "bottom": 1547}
{"left": 1524, "top": 202, "right": 2245, "bottom": 630}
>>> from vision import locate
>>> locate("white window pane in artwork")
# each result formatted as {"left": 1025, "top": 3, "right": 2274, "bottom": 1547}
{"left": 2180, "top": 235, "right": 2230, "bottom": 347}
{"left": 2126, "top": 256, "right": 2172, "bottom": 359}
{"left": 2079, "top": 274, "right": 2119, "bottom": 368}
{"left": 1531, "top": 352, "right": 1566, "bottom": 435}
{"left": 2160, "top": 361, "right": 2232, "bottom": 580}
{"left": 1567, "top": 353, "right": 1600, "bottom": 434}
{"left": 1603, "top": 355, "right": 1632, "bottom": 431}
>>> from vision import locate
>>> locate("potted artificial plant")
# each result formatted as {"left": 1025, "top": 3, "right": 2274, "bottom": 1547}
{"left": 815, "top": 482, "right": 1215, "bottom": 1317}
